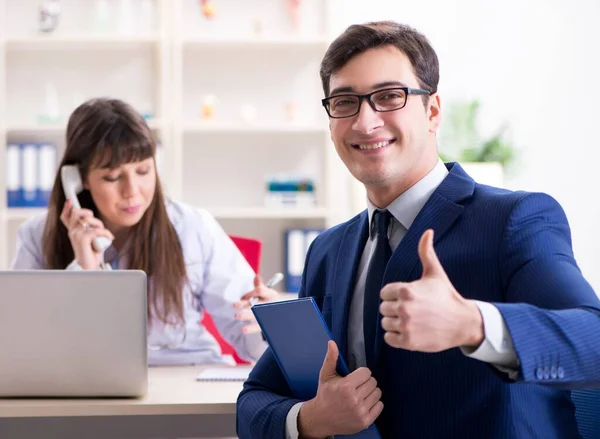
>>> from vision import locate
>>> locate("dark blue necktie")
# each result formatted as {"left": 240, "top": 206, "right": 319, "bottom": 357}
{"left": 363, "top": 209, "right": 393, "bottom": 370}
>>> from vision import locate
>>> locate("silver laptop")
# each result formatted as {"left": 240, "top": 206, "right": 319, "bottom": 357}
{"left": 0, "top": 270, "right": 148, "bottom": 397}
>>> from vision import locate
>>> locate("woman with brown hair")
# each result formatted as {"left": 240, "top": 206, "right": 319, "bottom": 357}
{"left": 11, "top": 97, "right": 277, "bottom": 365}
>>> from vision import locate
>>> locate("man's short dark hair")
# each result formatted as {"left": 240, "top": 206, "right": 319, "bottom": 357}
{"left": 319, "top": 21, "right": 439, "bottom": 101}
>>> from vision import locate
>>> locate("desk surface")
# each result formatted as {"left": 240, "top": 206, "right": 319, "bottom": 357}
{"left": 0, "top": 366, "right": 244, "bottom": 418}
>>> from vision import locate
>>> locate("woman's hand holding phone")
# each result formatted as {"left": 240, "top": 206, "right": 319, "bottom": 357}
{"left": 60, "top": 199, "right": 115, "bottom": 270}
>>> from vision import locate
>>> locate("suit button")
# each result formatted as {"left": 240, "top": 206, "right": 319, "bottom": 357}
{"left": 558, "top": 367, "right": 565, "bottom": 379}
{"left": 536, "top": 367, "right": 544, "bottom": 380}
{"left": 550, "top": 366, "right": 558, "bottom": 379}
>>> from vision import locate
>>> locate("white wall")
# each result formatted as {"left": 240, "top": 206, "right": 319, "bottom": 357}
{"left": 328, "top": 0, "right": 600, "bottom": 293}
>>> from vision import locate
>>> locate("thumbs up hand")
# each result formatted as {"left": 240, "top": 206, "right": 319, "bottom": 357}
{"left": 379, "top": 229, "right": 485, "bottom": 352}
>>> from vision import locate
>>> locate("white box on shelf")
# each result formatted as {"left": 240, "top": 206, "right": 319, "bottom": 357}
{"left": 264, "top": 192, "right": 317, "bottom": 209}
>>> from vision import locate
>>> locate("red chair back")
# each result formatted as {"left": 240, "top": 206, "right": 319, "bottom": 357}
{"left": 229, "top": 235, "right": 262, "bottom": 273}
{"left": 200, "top": 235, "right": 262, "bottom": 365}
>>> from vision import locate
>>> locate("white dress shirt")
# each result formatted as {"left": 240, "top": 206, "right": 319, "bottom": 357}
{"left": 285, "top": 159, "right": 518, "bottom": 439}
{"left": 11, "top": 199, "right": 268, "bottom": 366}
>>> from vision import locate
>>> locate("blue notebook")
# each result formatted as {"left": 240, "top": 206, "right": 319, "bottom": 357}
{"left": 251, "top": 297, "right": 381, "bottom": 439}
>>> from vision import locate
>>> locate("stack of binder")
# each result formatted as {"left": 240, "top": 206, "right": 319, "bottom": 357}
{"left": 284, "top": 228, "right": 324, "bottom": 293}
{"left": 6, "top": 143, "right": 58, "bottom": 208}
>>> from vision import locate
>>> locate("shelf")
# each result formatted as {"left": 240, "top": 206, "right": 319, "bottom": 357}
{"left": 6, "top": 34, "right": 160, "bottom": 50}
{"left": 6, "top": 123, "right": 70, "bottom": 134}
{"left": 3, "top": 208, "right": 45, "bottom": 221}
{"left": 207, "top": 207, "right": 329, "bottom": 219}
{"left": 183, "top": 123, "right": 327, "bottom": 134}
{"left": 182, "top": 36, "right": 329, "bottom": 50}
{"left": 7, "top": 119, "right": 162, "bottom": 133}
{"left": 2, "top": 207, "right": 329, "bottom": 221}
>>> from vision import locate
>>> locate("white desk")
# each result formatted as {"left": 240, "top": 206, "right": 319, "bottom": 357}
{"left": 0, "top": 366, "right": 244, "bottom": 439}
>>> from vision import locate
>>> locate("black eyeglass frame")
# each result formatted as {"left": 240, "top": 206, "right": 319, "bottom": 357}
{"left": 321, "top": 87, "right": 433, "bottom": 119}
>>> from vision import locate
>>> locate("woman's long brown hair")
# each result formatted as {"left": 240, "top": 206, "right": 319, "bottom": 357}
{"left": 42, "top": 98, "right": 187, "bottom": 326}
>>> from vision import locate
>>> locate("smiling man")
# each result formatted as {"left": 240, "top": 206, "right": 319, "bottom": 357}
{"left": 236, "top": 21, "right": 600, "bottom": 439}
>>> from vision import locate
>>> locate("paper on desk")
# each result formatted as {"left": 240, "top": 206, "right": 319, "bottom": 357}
{"left": 196, "top": 366, "right": 253, "bottom": 382}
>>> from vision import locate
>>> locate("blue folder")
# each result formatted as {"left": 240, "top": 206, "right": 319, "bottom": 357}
{"left": 251, "top": 297, "right": 381, "bottom": 439}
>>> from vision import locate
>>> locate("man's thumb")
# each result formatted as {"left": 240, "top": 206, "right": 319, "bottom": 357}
{"left": 418, "top": 229, "right": 444, "bottom": 278}
{"left": 253, "top": 274, "right": 262, "bottom": 288}
{"left": 319, "top": 340, "right": 339, "bottom": 381}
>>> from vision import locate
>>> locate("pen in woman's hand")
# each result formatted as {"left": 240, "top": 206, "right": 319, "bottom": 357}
{"left": 249, "top": 272, "right": 285, "bottom": 307}
{"left": 265, "top": 272, "right": 284, "bottom": 289}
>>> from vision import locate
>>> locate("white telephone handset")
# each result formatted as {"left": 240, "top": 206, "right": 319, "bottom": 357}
{"left": 61, "top": 165, "right": 112, "bottom": 252}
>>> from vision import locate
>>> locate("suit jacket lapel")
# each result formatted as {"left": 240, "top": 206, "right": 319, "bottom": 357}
{"left": 331, "top": 211, "right": 369, "bottom": 362}
{"left": 373, "top": 162, "right": 476, "bottom": 370}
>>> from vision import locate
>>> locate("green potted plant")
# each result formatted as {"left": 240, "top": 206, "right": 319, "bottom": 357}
{"left": 439, "top": 99, "right": 515, "bottom": 187}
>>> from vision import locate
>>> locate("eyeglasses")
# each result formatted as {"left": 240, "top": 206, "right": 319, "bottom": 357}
{"left": 321, "top": 87, "right": 432, "bottom": 119}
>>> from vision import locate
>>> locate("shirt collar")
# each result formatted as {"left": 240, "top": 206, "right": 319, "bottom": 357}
{"left": 367, "top": 159, "right": 449, "bottom": 233}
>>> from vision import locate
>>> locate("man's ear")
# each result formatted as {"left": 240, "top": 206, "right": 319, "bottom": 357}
{"left": 428, "top": 93, "right": 442, "bottom": 133}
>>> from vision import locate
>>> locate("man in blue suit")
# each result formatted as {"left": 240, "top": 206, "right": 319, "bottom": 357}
{"left": 236, "top": 20, "right": 600, "bottom": 438}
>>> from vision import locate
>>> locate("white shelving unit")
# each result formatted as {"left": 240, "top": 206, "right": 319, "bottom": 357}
{"left": 171, "top": 0, "right": 340, "bottom": 280}
{"left": 0, "top": 1, "right": 9, "bottom": 269}
{"left": 0, "top": 0, "right": 352, "bottom": 279}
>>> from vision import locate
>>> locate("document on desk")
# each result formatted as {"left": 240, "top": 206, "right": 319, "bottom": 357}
{"left": 196, "top": 366, "right": 253, "bottom": 382}
{"left": 252, "top": 297, "right": 382, "bottom": 439}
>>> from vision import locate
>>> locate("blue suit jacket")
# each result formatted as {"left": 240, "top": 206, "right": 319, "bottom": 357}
{"left": 237, "top": 163, "right": 600, "bottom": 439}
